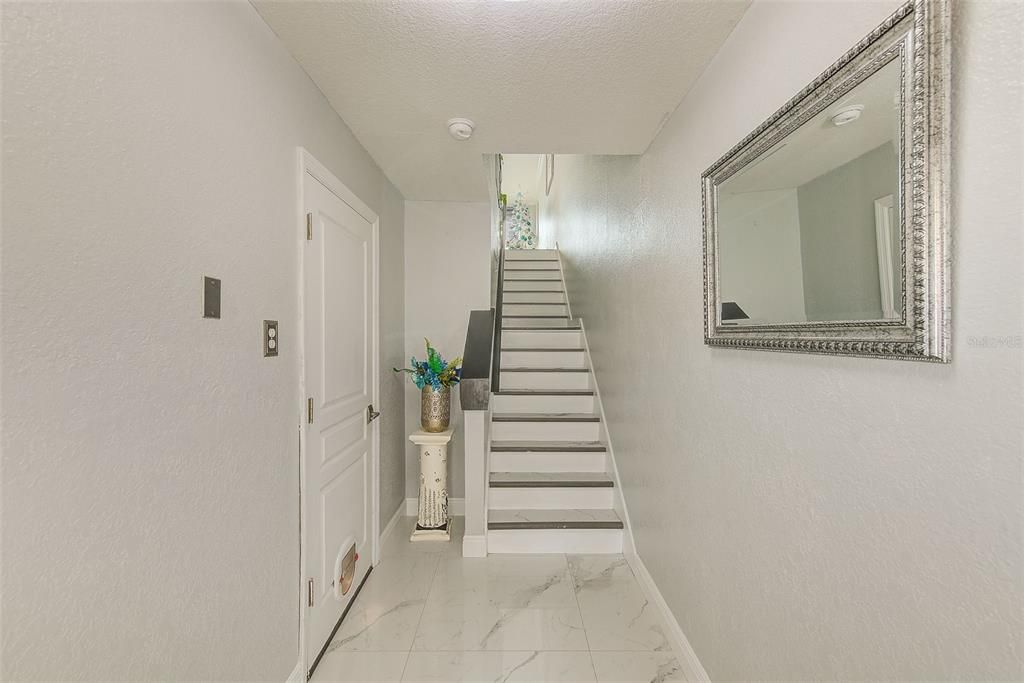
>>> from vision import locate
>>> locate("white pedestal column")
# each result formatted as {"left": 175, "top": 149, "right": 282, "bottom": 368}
{"left": 409, "top": 428, "right": 454, "bottom": 542}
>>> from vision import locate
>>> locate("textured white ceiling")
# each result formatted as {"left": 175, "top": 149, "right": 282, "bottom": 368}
{"left": 254, "top": 1, "right": 750, "bottom": 201}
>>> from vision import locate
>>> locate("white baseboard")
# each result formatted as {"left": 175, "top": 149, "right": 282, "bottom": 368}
{"left": 380, "top": 501, "right": 404, "bottom": 548}
{"left": 554, "top": 242, "right": 573, "bottom": 320}
{"left": 405, "top": 497, "right": 465, "bottom": 517}
{"left": 625, "top": 551, "right": 709, "bottom": 683}
{"left": 462, "top": 534, "right": 487, "bottom": 557}
{"left": 286, "top": 659, "right": 304, "bottom": 683}
{"left": 577, "top": 319, "right": 637, "bottom": 558}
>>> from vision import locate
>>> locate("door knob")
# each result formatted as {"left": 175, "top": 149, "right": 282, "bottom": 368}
{"left": 366, "top": 404, "right": 381, "bottom": 423}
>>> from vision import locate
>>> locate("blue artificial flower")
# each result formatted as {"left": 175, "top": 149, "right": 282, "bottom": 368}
{"left": 394, "top": 339, "right": 462, "bottom": 391}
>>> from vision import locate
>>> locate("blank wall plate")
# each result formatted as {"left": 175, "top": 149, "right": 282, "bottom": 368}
{"left": 203, "top": 276, "right": 221, "bottom": 319}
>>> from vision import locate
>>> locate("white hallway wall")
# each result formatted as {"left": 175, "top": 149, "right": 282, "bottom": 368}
{"left": 542, "top": 1, "right": 1023, "bottom": 680}
{"left": 1, "top": 2, "right": 405, "bottom": 680}
{"left": 403, "top": 201, "right": 491, "bottom": 502}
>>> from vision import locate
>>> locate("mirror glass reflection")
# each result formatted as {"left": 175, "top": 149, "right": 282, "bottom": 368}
{"left": 717, "top": 59, "right": 903, "bottom": 326}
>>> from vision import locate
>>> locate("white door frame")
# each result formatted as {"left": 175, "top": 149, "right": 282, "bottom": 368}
{"left": 295, "top": 147, "right": 381, "bottom": 675}
{"left": 874, "top": 194, "right": 897, "bottom": 320}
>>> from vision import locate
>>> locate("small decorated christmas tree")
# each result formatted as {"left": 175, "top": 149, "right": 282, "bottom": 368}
{"left": 505, "top": 192, "right": 537, "bottom": 250}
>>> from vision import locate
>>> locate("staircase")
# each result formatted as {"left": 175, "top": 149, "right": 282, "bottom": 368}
{"left": 486, "top": 248, "right": 624, "bottom": 554}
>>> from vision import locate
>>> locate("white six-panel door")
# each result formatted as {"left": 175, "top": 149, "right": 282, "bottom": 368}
{"left": 302, "top": 161, "right": 377, "bottom": 674}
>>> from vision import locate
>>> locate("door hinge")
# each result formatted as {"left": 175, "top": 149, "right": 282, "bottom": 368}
{"left": 307, "top": 577, "right": 314, "bottom": 607}
{"left": 307, "top": 397, "right": 314, "bottom": 424}
{"left": 367, "top": 403, "right": 381, "bottom": 424}
{"left": 306, "top": 212, "right": 313, "bottom": 241}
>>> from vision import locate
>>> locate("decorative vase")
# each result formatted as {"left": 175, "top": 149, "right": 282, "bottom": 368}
{"left": 420, "top": 385, "right": 451, "bottom": 432}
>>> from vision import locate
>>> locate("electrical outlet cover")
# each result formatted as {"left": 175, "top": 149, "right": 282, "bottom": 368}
{"left": 263, "top": 320, "right": 279, "bottom": 357}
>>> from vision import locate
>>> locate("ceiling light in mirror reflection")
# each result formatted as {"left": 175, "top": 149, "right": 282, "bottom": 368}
{"left": 716, "top": 58, "right": 903, "bottom": 326}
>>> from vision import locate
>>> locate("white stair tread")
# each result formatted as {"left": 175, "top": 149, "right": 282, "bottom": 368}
{"left": 491, "top": 440, "right": 606, "bottom": 452}
{"left": 491, "top": 412, "right": 600, "bottom": 422}
{"left": 500, "top": 347, "right": 585, "bottom": 352}
{"left": 500, "top": 329, "right": 578, "bottom": 334}
{"left": 500, "top": 367, "right": 589, "bottom": 372}
{"left": 488, "top": 509, "right": 623, "bottom": 530}
{"left": 495, "top": 390, "right": 594, "bottom": 396}
{"left": 489, "top": 472, "right": 614, "bottom": 487}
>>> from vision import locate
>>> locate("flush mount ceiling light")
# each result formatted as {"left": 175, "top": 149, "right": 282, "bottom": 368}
{"left": 831, "top": 105, "right": 864, "bottom": 126}
{"left": 447, "top": 118, "right": 475, "bottom": 141}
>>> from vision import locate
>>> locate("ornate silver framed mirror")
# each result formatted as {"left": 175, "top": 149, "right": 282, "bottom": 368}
{"left": 702, "top": 0, "right": 950, "bottom": 362}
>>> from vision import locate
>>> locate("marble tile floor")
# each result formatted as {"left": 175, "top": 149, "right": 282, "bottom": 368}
{"left": 312, "top": 517, "right": 687, "bottom": 683}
